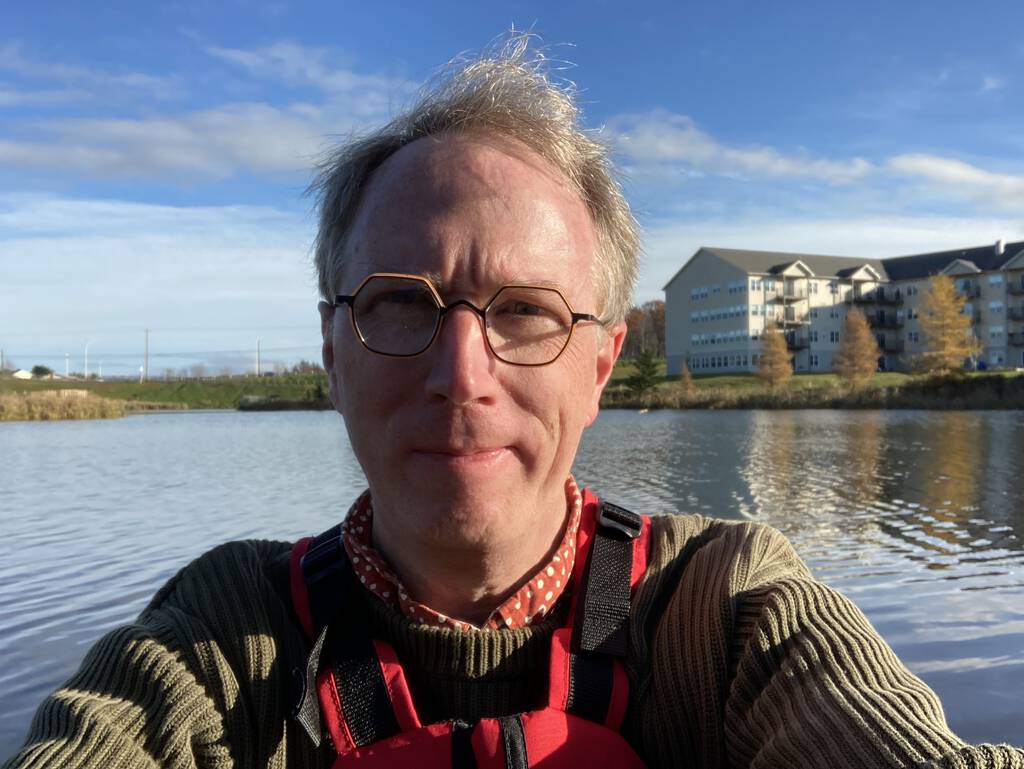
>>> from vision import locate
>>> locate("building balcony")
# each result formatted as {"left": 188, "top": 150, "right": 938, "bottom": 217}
{"left": 1008, "top": 306, "right": 1024, "bottom": 321}
{"left": 1009, "top": 282, "right": 1024, "bottom": 296}
{"left": 881, "top": 339, "right": 905, "bottom": 354}
{"left": 956, "top": 283, "right": 982, "bottom": 299}
{"left": 1009, "top": 332, "right": 1024, "bottom": 347}
{"left": 847, "top": 288, "right": 903, "bottom": 305}
{"left": 782, "top": 308, "right": 810, "bottom": 324}
{"left": 784, "top": 331, "right": 810, "bottom": 350}
{"left": 868, "top": 313, "right": 904, "bottom": 329}
{"left": 767, "top": 286, "right": 808, "bottom": 302}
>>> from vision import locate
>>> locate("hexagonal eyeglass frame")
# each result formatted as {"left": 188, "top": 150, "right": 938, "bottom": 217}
{"left": 331, "top": 272, "right": 602, "bottom": 367}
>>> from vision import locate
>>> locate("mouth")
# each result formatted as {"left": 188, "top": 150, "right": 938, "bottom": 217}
{"left": 410, "top": 446, "right": 513, "bottom": 466}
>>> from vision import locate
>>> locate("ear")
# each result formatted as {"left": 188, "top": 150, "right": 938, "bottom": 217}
{"left": 318, "top": 301, "right": 342, "bottom": 413}
{"left": 585, "top": 321, "right": 626, "bottom": 427}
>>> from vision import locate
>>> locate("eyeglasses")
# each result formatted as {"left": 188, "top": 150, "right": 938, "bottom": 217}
{"left": 332, "top": 272, "right": 601, "bottom": 366}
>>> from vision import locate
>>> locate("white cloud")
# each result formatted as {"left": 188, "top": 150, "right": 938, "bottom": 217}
{"left": 0, "top": 194, "right": 321, "bottom": 369}
{"left": 887, "top": 154, "right": 1024, "bottom": 208}
{"left": 607, "top": 109, "right": 873, "bottom": 184}
{"left": 638, "top": 214, "right": 1024, "bottom": 302}
{"left": 0, "top": 85, "right": 91, "bottom": 107}
{"left": 982, "top": 76, "right": 1005, "bottom": 92}
{"left": 0, "top": 41, "right": 409, "bottom": 181}
{"left": 207, "top": 41, "right": 413, "bottom": 103}
{"left": 0, "top": 102, "right": 333, "bottom": 178}
{"left": 0, "top": 42, "right": 184, "bottom": 100}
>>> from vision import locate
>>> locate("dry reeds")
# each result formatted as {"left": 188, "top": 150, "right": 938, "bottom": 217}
{"left": 0, "top": 391, "right": 128, "bottom": 422}
{"left": 600, "top": 373, "right": 1024, "bottom": 411}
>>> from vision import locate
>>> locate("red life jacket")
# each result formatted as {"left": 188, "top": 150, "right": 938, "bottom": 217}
{"left": 289, "top": 490, "right": 651, "bottom": 768}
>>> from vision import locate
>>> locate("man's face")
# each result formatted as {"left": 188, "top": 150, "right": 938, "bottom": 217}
{"left": 319, "top": 134, "right": 624, "bottom": 556}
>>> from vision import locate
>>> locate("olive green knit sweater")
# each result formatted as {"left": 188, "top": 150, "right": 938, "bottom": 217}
{"left": 4, "top": 514, "right": 1022, "bottom": 769}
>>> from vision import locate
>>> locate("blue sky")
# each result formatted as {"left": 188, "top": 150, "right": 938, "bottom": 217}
{"left": 2, "top": 1, "right": 1023, "bottom": 376}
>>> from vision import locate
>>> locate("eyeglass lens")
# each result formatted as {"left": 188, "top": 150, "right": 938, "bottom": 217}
{"left": 350, "top": 276, "right": 576, "bottom": 365}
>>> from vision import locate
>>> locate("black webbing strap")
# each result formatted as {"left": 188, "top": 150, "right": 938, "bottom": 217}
{"left": 292, "top": 522, "right": 402, "bottom": 750}
{"left": 300, "top": 523, "right": 348, "bottom": 631}
{"left": 328, "top": 622, "right": 402, "bottom": 747}
{"left": 575, "top": 501, "right": 642, "bottom": 657}
{"left": 499, "top": 716, "right": 529, "bottom": 769}
{"left": 566, "top": 501, "right": 641, "bottom": 724}
{"left": 451, "top": 720, "right": 478, "bottom": 769}
{"left": 564, "top": 650, "right": 615, "bottom": 723}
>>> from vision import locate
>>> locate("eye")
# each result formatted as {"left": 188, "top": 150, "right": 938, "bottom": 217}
{"left": 504, "top": 300, "right": 546, "bottom": 317}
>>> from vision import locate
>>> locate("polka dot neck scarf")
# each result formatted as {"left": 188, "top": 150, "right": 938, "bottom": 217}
{"left": 340, "top": 477, "right": 583, "bottom": 631}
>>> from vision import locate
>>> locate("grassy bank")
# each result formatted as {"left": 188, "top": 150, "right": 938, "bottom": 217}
{"left": 0, "top": 373, "right": 330, "bottom": 411}
{"left": 603, "top": 362, "right": 1024, "bottom": 410}
{"left": 0, "top": 390, "right": 129, "bottom": 421}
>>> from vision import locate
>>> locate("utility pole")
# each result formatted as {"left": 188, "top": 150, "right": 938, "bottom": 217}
{"left": 144, "top": 328, "right": 149, "bottom": 382}
{"left": 84, "top": 340, "right": 91, "bottom": 380}
{"left": 98, "top": 361, "right": 103, "bottom": 380}
{"left": 65, "top": 353, "right": 69, "bottom": 378}
{"left": 256, "top": 337, "right": 261, "bottom": 376}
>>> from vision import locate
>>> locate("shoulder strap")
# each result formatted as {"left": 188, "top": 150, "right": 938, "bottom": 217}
{"left": 291, "top": 523, "right": 406, "bottom": 751}
{"left": 575, "top": 501, "right": 643, "bottom": 657}
{"left": 562, "top": 500, "right": 645, "bottom": 727}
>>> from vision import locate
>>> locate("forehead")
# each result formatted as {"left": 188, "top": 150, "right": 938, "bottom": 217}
{"left": 342, "top": 133, "right": 597, "bottom": 295}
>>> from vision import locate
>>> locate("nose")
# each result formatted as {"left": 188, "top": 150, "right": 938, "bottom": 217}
{"left": 424, "top": 304, "right": 499, "bottom": 405}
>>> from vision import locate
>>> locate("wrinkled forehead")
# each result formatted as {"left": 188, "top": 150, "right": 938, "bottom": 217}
{"left": 339, "top": 133, "right": 597, "bottom": 298}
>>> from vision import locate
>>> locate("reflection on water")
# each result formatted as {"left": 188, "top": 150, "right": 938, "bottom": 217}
{"left": 1, "top": 409, "right": 1022, "bottom": 753}
{"left": 576, "top": 409, "right": 1024, "bottom": 744}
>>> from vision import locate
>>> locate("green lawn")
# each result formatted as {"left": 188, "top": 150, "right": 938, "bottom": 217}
{"left": 0, "top": 373, "right": 329, "bottom": 410}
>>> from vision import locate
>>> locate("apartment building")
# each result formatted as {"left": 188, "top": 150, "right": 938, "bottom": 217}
{"left": 663, "top": 240, "right": 1024, "bottom": 376}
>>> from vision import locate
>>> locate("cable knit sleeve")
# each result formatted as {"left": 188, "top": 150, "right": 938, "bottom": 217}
{"left": 1, "top": 541, "right": 317, "bottom": 769}
{"left": 628, "top": 515, "right": 1024, "bottom": 769}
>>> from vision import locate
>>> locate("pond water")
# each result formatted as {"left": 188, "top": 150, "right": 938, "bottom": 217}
{"left": 0, "top": 409, "right": 1022, "bottom": 754}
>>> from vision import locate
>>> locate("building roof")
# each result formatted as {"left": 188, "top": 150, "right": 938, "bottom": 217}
{"left": 662, "top": 240, "right": 1024, "bottom": 290}
{"left": 662, "top": 246, "right": 890, "bottom": 290}
{"left": 880, "top": 240, "right": 1024, "bottom": 281}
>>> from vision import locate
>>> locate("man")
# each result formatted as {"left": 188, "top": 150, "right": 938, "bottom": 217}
{"left": 6, "top": 40, "right": 1023, "bottom": 769}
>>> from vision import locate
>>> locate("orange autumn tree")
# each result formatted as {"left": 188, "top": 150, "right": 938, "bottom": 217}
{"left": 834, "top": 309, "right": 880, "bottom": 391}
{"left": 919, "top": 275, "right": 982, "bottom": 375}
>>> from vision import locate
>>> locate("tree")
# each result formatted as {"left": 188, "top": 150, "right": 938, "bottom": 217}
{"left": 833, "top": 309, "right": 880, "bottom": 391}
{"left": 642, "top": 300, "right": 666, "bottom": 357}
{"left": 621, "top": 301, "right": 666, "bottom": 358}
{"left": 31, "top": 365, "right": 54, "bottom": 379}
{"left": 292, "top": 360, "right": 326, "bottom": 374}
{"left": 678, "top": 360, "right": 694, "bottom": 398}
{"left": 919, "top": 275, "right": 982, "bottom": 375}
{"left": 626, "top": 347, "right": 662, "bottom": 399}
{"left": 756, "top": 326, "right": 793, "bottom": 389}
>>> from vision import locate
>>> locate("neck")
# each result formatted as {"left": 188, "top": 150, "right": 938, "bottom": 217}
{"left": 370, "top": 488, "right": 570, "bottom": 626}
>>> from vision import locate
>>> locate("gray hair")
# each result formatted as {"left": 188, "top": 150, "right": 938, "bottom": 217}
{"left": 310, "top": 36, "right": 639, "bottom": 324}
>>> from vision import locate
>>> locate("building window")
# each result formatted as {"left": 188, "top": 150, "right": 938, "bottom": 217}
{"left": 990, "top": 301, "right": 1004, "bottom": 314}
{"left": 990, "top": 326, "right": 1004, "bottom": 339}
{"left": 811, "top": 330, "right": 819, "bottom": 342}
{"left": 829, "top": 331, "right": 840, "bottom": 343}
{"left": 990, "top": 275, "right": 1004, "bottom": 287}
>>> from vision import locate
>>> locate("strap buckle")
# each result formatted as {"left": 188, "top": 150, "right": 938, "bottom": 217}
{"left": 597, "top": 502, "right": 642, "bottom": 540}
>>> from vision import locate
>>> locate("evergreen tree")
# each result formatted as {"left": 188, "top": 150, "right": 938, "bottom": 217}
{"left": 627, "top": 348, "right": 662, "bottom": 399}
{"left": 756, "top": 326, "right": 793, "bottom": 389}
{"left": 834, "top": 309, "right": 880, "bottom": 390}
{"left": 919, "top": 275, "right": 982, "bottom": 375}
